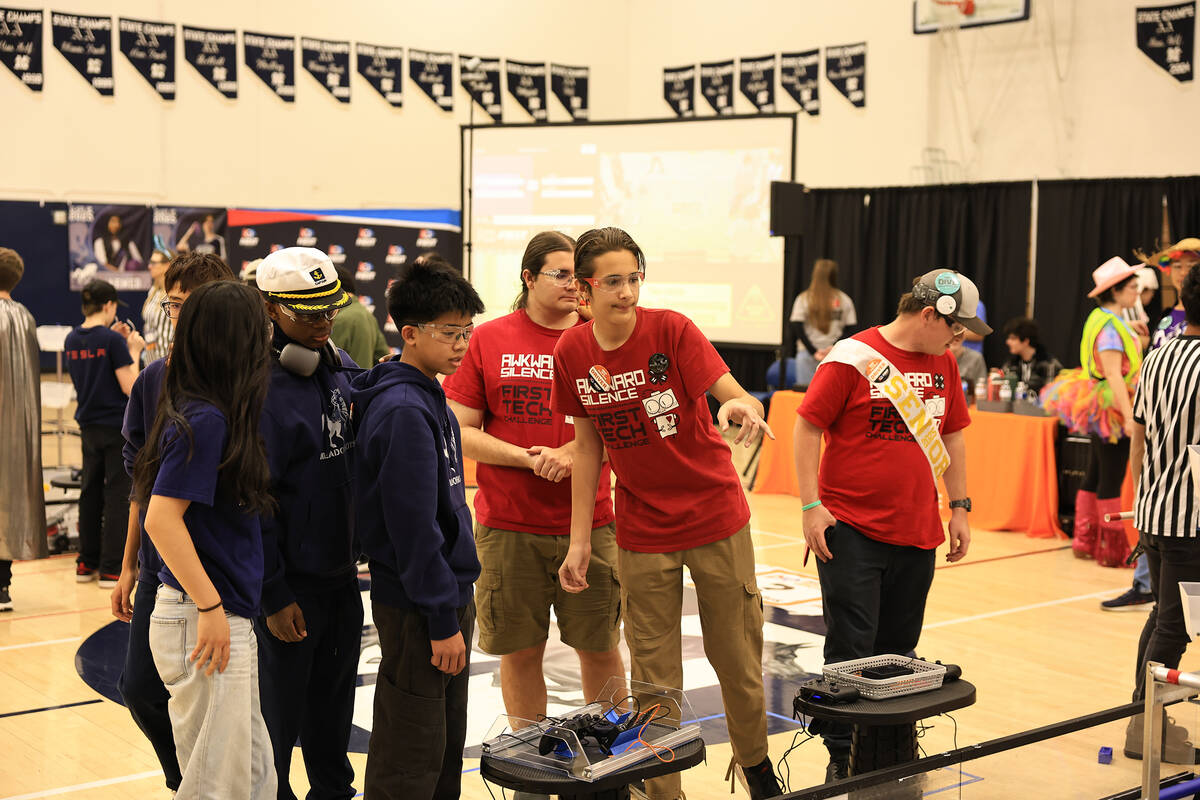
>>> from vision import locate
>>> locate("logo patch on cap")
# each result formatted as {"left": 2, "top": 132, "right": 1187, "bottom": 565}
{"left": 309, "top": 267, "right": 326, "bottom": 283}
{"left": 934, "top": 271, "right": 961, "bottom": 294}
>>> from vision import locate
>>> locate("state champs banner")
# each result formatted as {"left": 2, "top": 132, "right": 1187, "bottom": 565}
{"left": 1137, "top": 2, "right": 1195, "bottom": 82}
{"left": 118, "top": 18, "right": 175, "bottom": 100}
{"left": 700, "top": 59, "right": 734, "bottom": 115}
{"left": 550, "top": 63, "right": 588, "bottom": 120}
{"left": 460, "top": 54, "right": 502, "bottom": 122}
{"left": 226, "top": 209, "right": 462, "bottom": 348}
{"left": 183, "top": 25, "right": 237, "bottom": 99}
{"left": 663, "top": 64, "right": 695, "bottom": 117}
{"left": 244, "top": 31, "right": 295, "bottom": 102}
{"left": 51, "top": 12, "right": 113, "bottom": 95}
{"left": 826, "top": 42, "right": 866, "bottom": 107}
{"left": 780, "top": 49, "right": 820, "bottom": 115}
{"left": 409, "top": 48, "right": 453, "bottom": 110}
{"left": 738, "top": 54, "right": 775, "bottom": 112}
{"left": 301, "top": 37, "right": 351, "bottom": 102}
{"left": 0, "top": 6, "right": 42, "bottom": 91}
{"left": 506, "top": 59, "right": 547, "bottom": 121}
{"left": 357, "top": 42, "right": 403, "bottom": 107}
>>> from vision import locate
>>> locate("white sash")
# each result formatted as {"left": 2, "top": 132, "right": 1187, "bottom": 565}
{"left": 820, "top": 338, "right": 951, "bottom": 480}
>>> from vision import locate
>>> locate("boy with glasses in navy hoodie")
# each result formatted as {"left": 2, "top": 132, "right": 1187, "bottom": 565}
{"left": 352, "top": 258, "right": 484, "bottom": 800}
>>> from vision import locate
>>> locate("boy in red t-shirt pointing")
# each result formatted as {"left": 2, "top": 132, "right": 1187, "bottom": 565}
{"left": 795, "top": 269, "right": 987, "bottom": 781}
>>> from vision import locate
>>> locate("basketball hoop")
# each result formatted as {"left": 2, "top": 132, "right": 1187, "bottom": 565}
{"left": 932, "top": 0, "right": 976, "bottom": 14}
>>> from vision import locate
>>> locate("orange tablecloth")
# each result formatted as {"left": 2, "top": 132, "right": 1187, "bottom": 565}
{"left": 753, "top": 393, "right": 1066, "bottom": 538}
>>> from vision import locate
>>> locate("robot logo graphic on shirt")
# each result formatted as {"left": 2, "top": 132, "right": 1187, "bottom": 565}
{"left": 865, "top": 358, "right": 890, "bottom": 384}
{"left": 648, "top": 353, "right": 670, "bottom": 384}
{"left": 321, "top": 388, "right": 351, "bottom": 460}
{"left": 654, "top": 413, "right": 679, "bottom": 438}
{"left": 642, "top": 389, "right": 679, "bottom": 418}
{"left": 933, "top": 373, "right": 944, "bottom": 391}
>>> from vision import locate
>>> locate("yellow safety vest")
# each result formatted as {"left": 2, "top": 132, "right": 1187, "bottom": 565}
{"left": 1079, "top": 307, "right": 1141, "bottom": 385}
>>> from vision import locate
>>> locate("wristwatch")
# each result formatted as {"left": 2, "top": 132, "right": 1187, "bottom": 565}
{"left": 949, "top": 498, "right": 972, "bottom": 512}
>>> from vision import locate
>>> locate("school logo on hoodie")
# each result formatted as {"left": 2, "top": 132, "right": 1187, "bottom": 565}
{"left": 321, "top": 388, "right": 353, "bottom": 460}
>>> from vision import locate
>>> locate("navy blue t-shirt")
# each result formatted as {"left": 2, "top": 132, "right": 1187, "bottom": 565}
{"left": 152, "top": 403, "right": 264, "bottom": 619}
{"left": 122, "top": 358, "right": 167, "bottom": 582}
{"left": 65, "top": 325, "right": 133, "bottom": 427}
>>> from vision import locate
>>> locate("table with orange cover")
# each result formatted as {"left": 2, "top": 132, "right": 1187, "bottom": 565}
{"left": 753, "top": 391, "right": 1067, "bottom": 539}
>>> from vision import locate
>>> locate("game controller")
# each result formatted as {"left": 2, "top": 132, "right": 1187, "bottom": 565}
{"left": 799, "top": 678, "right": 861, "bottom": 704}
{"left": 537, "top": 712, "right": 638, "bottom": 756}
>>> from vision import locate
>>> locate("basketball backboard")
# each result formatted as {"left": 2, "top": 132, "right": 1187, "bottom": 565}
{"left": 913, "top": 0, "right": 1031, "bottom": 34}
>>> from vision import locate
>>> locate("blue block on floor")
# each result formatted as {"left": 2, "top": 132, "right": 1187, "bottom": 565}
{"left": 1098, "top": 746, "right": 1113, "bottom": 764}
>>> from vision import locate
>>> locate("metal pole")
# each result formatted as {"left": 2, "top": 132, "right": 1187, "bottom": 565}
{"left": 1144, "top": 660, "right": 1165, "bottom": 800}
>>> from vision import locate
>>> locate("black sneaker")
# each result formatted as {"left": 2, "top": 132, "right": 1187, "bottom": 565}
{"left": 733, "top": 756, "right": 783, "bottom": 799}
{"left": 0, "top": 585, "right": 11, "bottom": 612}
{"left": 825, "top": 757, "right": 850, "bottom": 782}
{"left": 1101, "top": 587, "right": 1155, "bottom": 611}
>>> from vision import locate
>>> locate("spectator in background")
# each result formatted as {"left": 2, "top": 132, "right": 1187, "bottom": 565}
{"left": 332, "top": 265, "right": 391, "bottom": 367}
{"left": 1135, "top": 267, "right": 1161, "bottom": 327}
{"left": 66, "top": 279, "right": 144, "bottom": 587}
{"left": 789, "top": 259, "right": 857, "bottom": 388}
{"left": 1000, "top": 317, "right": 1062, "bottom": 395}
{"left": 950, "top": 336, "right": 986, "bottom": 389}
{"left": 140, "top": 249, "right": 173, "bottom": 366}
{"left": 962, "top": 299, "right": 988, "bottom": 356}
{"left": 0, "top": 246, "right": 48, "bottom": 611}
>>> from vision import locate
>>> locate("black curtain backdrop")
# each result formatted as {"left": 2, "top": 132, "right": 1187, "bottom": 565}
{"left": 1033, "top": 178, "right": 1166, "bottom": 369}
{"left": 793, "top": 182, "right": 1032, "bottom": 368}
{"left": 1165, "top": 176, "right": 1200, "bottom": 239}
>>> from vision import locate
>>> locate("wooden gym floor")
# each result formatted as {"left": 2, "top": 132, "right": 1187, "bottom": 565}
{"left": 1, "top": 395, "right": 1193, "bottom": 799}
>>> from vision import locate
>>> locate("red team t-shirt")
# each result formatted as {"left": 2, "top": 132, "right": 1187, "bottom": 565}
{"left": 443, "top": 309, "right": 614, "bottom": 535}
{"left": 551, "top": 308, "right": 750, "bottom": 553}
{"left": 798, "top": 326, "right": 970, "bottom": 550}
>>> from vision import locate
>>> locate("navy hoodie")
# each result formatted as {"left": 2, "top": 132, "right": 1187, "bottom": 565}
{"left": 259, "top": 326, "right": 360, "bottom": 616}
{"left": 351, "top": 360, "right": 479, "bottom": 639}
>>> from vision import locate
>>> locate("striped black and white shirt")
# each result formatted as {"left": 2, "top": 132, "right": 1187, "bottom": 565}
{"left": 1134, "top": 334, "right": 1200, "bottom": 537}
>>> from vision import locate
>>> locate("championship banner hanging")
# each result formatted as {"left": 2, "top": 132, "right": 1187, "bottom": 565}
{"left": 459, "top": 54, "right": 501, "bottom": 122}
{"left": 301, "top": 37, "right": 350, "bottom": 102}
{"left": 357, "top": 42, "right": 403, "bottom": 107}
{"left": 1136, "top": 2, "right": 1195, "bottom": 82}
{"left": 780, "top": 49, "right": 820, "bottom": 115}
{"left": 825, "top": 42, "right": 866, "bottom": 107}
{"left": 409, "top": 48, "right": 453, "bottom": 110}
{"left": 244, "top": 31, "right": 295, "bottom": 102}
{"left": 507, "top": 59, "right": 548, "bottom": 121}
{"left": 663, "top": 64, "right": 695, "bottom": 117}
{"left": 699, "top": 59, "right": 734, "bottom": 115}
{"left": 118, "top": 18, "right": 174, "bottom": 100}
{"left": 51, "top": 12, "right": 113, "bottom": 96}
{"left": 0, "top": 7, "right": 42, "bottom": 91}
{"left": 183, "top": 25, "right": 237, "bottom": 99}
{"left": 68, "top": 203, "right": 153, "bottom": 292}
{"left": 153, "top": 207, "right": 228, "bottom": 262}
{"left": 550, "top": 63, "right": 588, "bottom": 120}
{"left": 738, "top": 54, "right": 775, "bottom": 112}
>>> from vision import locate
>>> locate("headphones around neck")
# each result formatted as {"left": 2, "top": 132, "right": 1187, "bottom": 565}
{"left": 274, "top": 341, "right": 342, "bottom": 378}
{"left": 913, "top": 270, "right": 962, "bottom": 316}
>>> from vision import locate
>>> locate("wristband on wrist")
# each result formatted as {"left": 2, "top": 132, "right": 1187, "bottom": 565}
{"left": 197, "top": 601, "right": 223, "bottom": 613}
{"left": 801, "top": 500, "right": 822, "bottom": 511}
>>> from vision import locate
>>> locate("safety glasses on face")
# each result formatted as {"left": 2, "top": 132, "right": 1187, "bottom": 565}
{"left": 160, "top": 300, "right": 184, "bottom": 319}
{"left": 939, "top": 314, "right": 966, "bottom": 337}
{"left": 410, "top": 322, "right": 474, "bottom": 343}
{"left": 279, "top": 305, "right": 339, "bottom": 326}
{"left": 581, "top": 271, "right": 645, "bottom": 293}
{"left": 537, "top": 268, "right": 576, "bottom": 288}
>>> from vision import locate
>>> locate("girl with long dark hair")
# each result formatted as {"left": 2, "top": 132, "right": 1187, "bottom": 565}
{"left": 133, "top": 280, "right": 277, "bottom": 798}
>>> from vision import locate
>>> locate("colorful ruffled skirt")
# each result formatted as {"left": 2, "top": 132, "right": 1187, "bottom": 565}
{"left": 1040, "top": 368, "right": 1129, "bottom": 442}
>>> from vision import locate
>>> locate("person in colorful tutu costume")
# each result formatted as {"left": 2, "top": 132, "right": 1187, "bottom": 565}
{"left": 1043, "top": 257, "right": 1150, "bottom": 565}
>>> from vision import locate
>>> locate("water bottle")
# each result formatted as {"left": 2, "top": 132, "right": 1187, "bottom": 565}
{"left": 999, "top": 381, "right": 1013, "bottom": 403}
{"left": 1015, "top": 381, "right": 1028, "bottom": 402}
{"left": 974, "top": 378, "right": 987, "bottom": 405}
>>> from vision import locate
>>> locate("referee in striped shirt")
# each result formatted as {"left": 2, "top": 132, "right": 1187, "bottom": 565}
{"left": 1126, "top": 263, "right": 1200, "bottom": 762}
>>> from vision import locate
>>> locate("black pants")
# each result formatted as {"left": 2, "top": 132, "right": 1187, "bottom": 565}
{"left": 365, "top": 599, "right": 475, "bottom": 800}
{"left": 0, "top": 560, "right": 11, "bottom": 587}
{"left": 78, "top": 424, "right": 130, "bottom": 575}
{"left": 255, "top": 582, "right": 364, "bottom": 800}
{"left": 1134, "top": 533, "right": 1200, "bottom": 700}
{"left": 119, "top": 576, "right": 181, "bottom": 791}
{"left": 1081, "top": 434, "right": 1130, "bottom": 500}
{"left": 813, "top": 522, "right": 936, "bottom": 756}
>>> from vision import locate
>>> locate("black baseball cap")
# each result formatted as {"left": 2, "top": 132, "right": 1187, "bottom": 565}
{"left": 80, "top": 279, "right": 127, "bottom": 308}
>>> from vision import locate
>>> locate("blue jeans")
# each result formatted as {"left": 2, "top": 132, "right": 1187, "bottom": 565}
{"left": 150, "top": 586, "right": 277, "bottom": 799}
{"left": 119, "top": 576, "right": 181, "bottom": 791}
{"left": 1133, "top": 553, "right": 1151, "bottom": 593}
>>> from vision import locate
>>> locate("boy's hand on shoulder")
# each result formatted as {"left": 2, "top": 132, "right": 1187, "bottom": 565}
{"left": 431, "top": 631, "right": 466, "bottom": 675}
{"left": 266, "top": 602, "right": 308, "bottom": 642}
